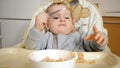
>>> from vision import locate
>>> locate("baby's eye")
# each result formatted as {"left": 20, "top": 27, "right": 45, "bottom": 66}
{"left": 65, "top": 17, "right": 70, "bottom": 19}
{"left": 53, "top": 16, "right": 59, "bottom": 19}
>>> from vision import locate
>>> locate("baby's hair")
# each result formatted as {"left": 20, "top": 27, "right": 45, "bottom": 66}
{"left": 45, "top": 2, "right": 74, "bottom": 21}
{"left": 45, "top": 2, "right": 66, "bottom": 13}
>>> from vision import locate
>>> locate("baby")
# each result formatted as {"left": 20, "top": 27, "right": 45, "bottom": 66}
{"left": 25, "top": 2, "right": 107, "bottom": 52}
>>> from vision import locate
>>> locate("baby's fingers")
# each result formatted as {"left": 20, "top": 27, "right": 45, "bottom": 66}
{"left": 95, "top": 32, "right": 101, "bottom": 40}
{"left": 96, "top": 36, "right": 104, "bottom": 44}
{"left": 101, "top": 39, "right": 106, "bottom": 46}
{"left": 84, "top": 35, "right": 91, "bottom": 40}
{"left": 95, "top": 34, "right": 106, "bottom": 46}
{"left": 84, "top": 34, "right": 95, "bottom": 40}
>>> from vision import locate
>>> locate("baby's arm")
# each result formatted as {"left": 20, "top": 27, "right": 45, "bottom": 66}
{"left": 82, "top": 25, "right": 107, "bottom": 51}
{"left": 82, "top": 40, "right": 106, "bottom": 51}
{"left": 25, "top": 12, "right": 49, "bottom": 50}
{"left": 25, "top": 27, "right": 48, "bottom": 50}
{"left": 84, "top": 25, "right": 107, "bottom": 46}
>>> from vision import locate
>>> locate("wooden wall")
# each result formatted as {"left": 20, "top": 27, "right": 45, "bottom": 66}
{"left": 103, "top": 16, "right": 120, "bottom": 57}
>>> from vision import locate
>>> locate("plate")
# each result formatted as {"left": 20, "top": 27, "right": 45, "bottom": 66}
{"left": 0, "top": 48, "right": 120, "bottom": 68}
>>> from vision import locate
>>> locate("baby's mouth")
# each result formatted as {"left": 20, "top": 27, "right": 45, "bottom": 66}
{"left": 58, "top": 24, "right": 66, "bottom": 26}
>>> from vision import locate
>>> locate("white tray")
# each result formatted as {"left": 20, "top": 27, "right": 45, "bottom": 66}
{"left": 0, "top": 48, "right": 120, "bottom": 68}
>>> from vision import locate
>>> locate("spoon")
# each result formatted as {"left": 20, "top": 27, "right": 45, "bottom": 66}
{"left": 48, "top": 0, "right": 79, "bottom": 16}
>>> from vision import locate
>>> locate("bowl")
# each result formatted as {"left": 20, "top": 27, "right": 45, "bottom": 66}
{"left": 28, "top": 49, "right": 77, "bottom": 68}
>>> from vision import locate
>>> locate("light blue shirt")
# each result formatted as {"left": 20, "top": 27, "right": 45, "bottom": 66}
{"left": 25, "top": 27, "right": 107, "bottom": 52}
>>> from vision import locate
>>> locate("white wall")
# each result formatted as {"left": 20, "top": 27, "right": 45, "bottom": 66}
{"left": 0, "top": 0, "right": 48, "bottom": 48}
{"left": 0, "top": 0, "right": 47, "bottom": 19}
{"left": 0, "top": 20, "right": 30, "bottom": 48}
{"left": 91, "top": 0, "right": 120, "bottom": 17}
{"left": 99, "top": 0, "right": 120, "bottom": 12}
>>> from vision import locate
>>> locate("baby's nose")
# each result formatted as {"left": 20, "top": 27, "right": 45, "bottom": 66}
{"left": 60, "top": 17, "right": 65, "bottom": 22}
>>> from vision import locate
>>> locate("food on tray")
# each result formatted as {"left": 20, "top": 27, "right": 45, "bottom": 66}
{"left": 76, "top": 52, "right": 96, "bottom": 64}
{"left": 0, "top": 65, "right": 10, "bottom": 68}
{"left": 88, "top": 60, "right": 96, "bottom": 64}
{"left": 76, "top": 52, "right": 86, "bottom": 63}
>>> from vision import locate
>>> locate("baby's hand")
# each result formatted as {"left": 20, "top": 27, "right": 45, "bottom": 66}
{"left": 84, "top": 25, "right": 106, "bottom": 46}
{"left": 34, "top": 12, "right": 48, "bottom": 31}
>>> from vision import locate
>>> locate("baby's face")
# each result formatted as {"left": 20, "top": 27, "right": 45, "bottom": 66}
{"left": 47, "top": 4, "right": 74, "bottom": 35}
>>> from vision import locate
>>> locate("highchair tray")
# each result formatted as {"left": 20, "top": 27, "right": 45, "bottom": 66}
{"left": 0, "top": 48, "right": 120, "bottom": 68}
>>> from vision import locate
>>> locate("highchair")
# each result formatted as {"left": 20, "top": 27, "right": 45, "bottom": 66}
{"left": 12, "top": 0, "right": 111, "bottom": 53}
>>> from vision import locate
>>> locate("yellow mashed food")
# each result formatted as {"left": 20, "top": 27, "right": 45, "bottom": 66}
{"left": 76, "top": 52, "right": 96, "bottom": 64}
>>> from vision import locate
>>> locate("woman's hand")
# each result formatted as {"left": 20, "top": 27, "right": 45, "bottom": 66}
{"left": 34, "top": 12, "right": 48, "bottom": 32}
{"left": 84, "top": 25, "right": 106, "bottom": 46}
